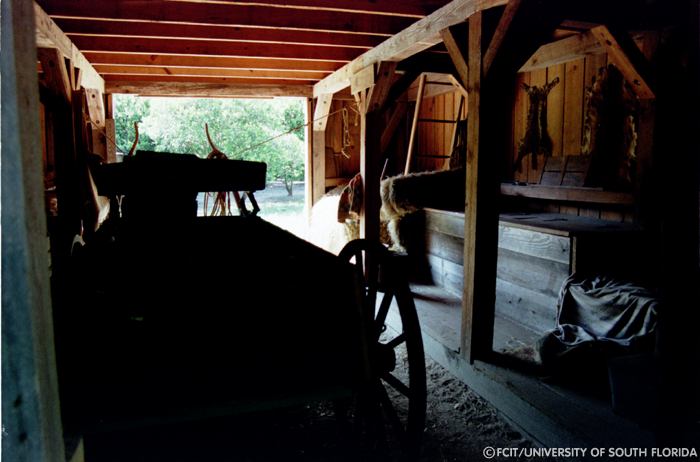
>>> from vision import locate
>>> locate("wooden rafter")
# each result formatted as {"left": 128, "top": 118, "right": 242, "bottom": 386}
{"left": 56, "top": 19, "right": 382, "bottom": 50}
{"left": 104, "top": 81, "right": 312, "bottom": 98}
{"left": 93, "top": 65, "right": 329, "bottom": 82}
{"left": 69, "top": 36, "right": 359, "bottom": 63}
{"left": 37, "top": 0, "right": 414, "bottom": 36}
{"left": 313, "top": 0, "right": 509, "bottom": 97}
{"left": 103, "top": 75, "right": 318, "bottom": 87}
{"left": 83, "top": 53, "right": 339, "bottom": 73}
{"left": 180, "top": 0, "right": 449, "bottom": 17}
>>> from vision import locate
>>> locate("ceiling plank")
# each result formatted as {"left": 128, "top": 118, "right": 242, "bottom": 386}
{"left": 70, "top": 36, "right": 358, "bottom": 62}
{"left": 38, "top": 0, "right": 413, "bottom": 36}
{"left": 103, "top": 74, "right": 317, "bottom": 87}
{"left": 56, "top": 18, "right": 381, "bottom": 49}
{"left": 313, "top": 0, "right": 508, "bottom": 97}
{"left": 34, "top": 2, "right": 104, "bottom": 92}
{"left": 93, "top": 65, "right": 329, "bottom": 81}
{"left": 105, "top": 81, "right": 312, "bottom": 98}
{"left": 83, "top": 53, "right": 341, "bottom": 73}
{"left": 183, "top": 0, "right": 449, "bottom": 18}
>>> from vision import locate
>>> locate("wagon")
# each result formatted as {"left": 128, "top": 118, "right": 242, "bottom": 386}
{"left": 56, "top": 152, "right": 427, "bottom": 457}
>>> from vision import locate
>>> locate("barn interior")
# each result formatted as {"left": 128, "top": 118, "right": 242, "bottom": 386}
{"left": 3, "top": 0, "right": 700, "bottom": 460}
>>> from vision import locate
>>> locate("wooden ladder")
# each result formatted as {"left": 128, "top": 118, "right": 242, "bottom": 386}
{"left": 404, "top": 75, "right": 465, "bottom": 174}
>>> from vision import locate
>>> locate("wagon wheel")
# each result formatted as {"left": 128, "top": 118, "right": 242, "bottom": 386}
{"left": 339, "top": 239, "right": 426, "bottom": 457}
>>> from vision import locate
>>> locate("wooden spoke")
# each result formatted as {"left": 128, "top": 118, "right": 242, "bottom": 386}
{"left": 385, "top": 333, "right": 406, "bottom": 349}
{"left": 382, "top": 372, "right": 411, "bottom": 398}
{"left": 377, "top": 381, "right": 406, "bottom": 438}
{"left": 374, "top": 291, "right": 394, "bottom": 339}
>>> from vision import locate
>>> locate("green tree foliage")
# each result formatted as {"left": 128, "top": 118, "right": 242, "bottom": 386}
{"left": 113, "top": 95, "right": 306, "bottom": 195}
{"left": 113, "top": 96, "right": 156, "bottom": 153}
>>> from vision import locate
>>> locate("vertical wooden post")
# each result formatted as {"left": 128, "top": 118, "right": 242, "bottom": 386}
{"left": 1, "top": 0, "right": 65, "bottom": 460}
{"left": 311, "top": 94, "right": 333, "bottom": 205}
{"left": 361, "top": 62, "right": 396, "bottom": 243}
{"left": 305, "top": 97, "right": 314, "bottom": 222}
{"left": 461, "top": 11, "right": 499, "bottom": 363}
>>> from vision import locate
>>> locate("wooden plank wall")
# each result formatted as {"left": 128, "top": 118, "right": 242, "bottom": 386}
{"left": 510, "top": 52, "right": 636, "bottom": 223}
{"left": 323, "top": 99, "right": 361, "bottom": 188}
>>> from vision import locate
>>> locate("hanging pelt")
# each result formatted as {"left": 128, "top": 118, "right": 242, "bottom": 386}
{"left": 514, "top": 77, "right": 560, "bottom": 172}
{"left": 582, "top": 64, "right": 640, "bottom": 190}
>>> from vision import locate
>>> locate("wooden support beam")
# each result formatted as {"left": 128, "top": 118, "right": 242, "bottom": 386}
{"left": 519, "top": 30, "right": 603, "bottom": 72}
{"left": 462, "top": 11, "right": 485, "bottom": 362}
{"left": 305, "top": 98, "right": 314, "bottom": 222}
{"left": 366, "top": 61, "right": 398, "bottom": 113}
{"left": 360, "top": 98, "right": 383, "bottom": 243}
{"left": 380, "top": 103, "right": 407, "bottom": 154}
{"left": 351, "top": 65, "right": 375, "bottom": 96}
{"left": 311, "top": 94, "right": 333, "bottom": 204}
{"left": 462, "top": 0, "right": 565, "bottom": 362}
{"left": 404, "top": 74, "right": 427, "bottom": 175}
{"left": 105, "top": 81, "right": 312, "bottom": 98}
{"left": 34, "top": 2, "right": 104, "bottom": 92}
{"left": 483, "top": 0, "right": 522, "bottom": 77}
{"left": 37, "top": 47, "right": 72, "bottom": 102}
{"left": 589, "top": 25, "right": 654, "bottom": 99}
{"left": 313, "top": 0, "right": 508, "bottom": 97}
{"left": 2, "top": 0, "right": 65, "bottom": 459}
{"left": 441, "top": 25, "right": 469, "bottom": 87}
{"left": 313, "top": 94, "right": 334, "bottom": 131}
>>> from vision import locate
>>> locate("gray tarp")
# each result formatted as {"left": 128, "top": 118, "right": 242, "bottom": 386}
{"left": 539, "top": 274, "right": 660, "bottom": 366}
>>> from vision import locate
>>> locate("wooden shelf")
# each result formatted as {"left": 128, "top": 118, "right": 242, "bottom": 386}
{"left": 500, "top": 183, "right": 634, "bottom": 206}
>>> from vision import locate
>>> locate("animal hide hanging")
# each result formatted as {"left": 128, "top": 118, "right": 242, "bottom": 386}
{"left": 514, "top": 77, "right": 560, "bottom": 172}
{"left": 582, "top": 64, "right": 640, "bottom": 191}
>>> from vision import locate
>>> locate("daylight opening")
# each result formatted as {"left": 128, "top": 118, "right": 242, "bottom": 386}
{"left": 112, "top": 95, "right": 308, "bottom": 237}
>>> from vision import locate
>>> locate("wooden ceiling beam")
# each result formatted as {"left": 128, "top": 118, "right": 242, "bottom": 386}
{"left": 184, "top": 0, "right": 449, "bottom": 18}
{"left": 34, "top": 2, "right": 103, "bottom": 92}
{"left": 83, "top": 53, "right": 341, "bottom": 73}
{"left": 105, "top": 81, "right": 312, "bottom": 98}
{"left": 70, "top": 36, "right": 358, "bottom": 62}
{"left": 313, "top": 0, "right": 508, "bottom": 97}
{"left": 93, "top": 65, "right": 329, "bottom": 81}
{"left": 103, "top": 74, "right": 317, "bottom": 87}
{"left": 38, "top": 0, "right": 413, "bottom": 36}
{"left": 56, "top": 18, "right": 382, "bottom": 49}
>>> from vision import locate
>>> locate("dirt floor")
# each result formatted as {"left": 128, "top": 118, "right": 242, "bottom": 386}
{"left": 83, "top": 353, "right": 542, "bottom": 462}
